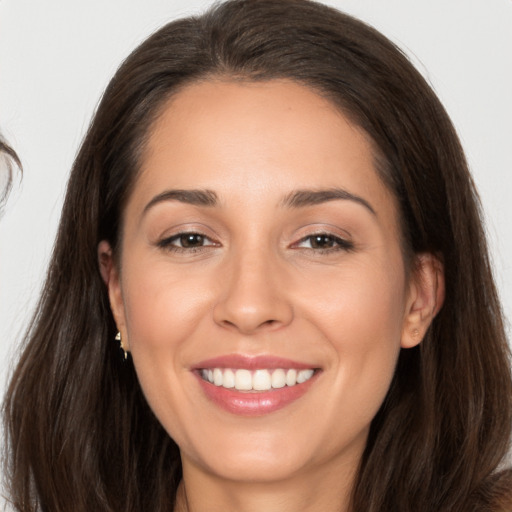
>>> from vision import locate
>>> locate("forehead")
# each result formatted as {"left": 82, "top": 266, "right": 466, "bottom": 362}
{"left": 128, "top": 79, "right": 398, "bottom": 227}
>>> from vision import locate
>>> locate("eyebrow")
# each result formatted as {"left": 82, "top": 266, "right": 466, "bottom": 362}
{"left": 281, "top": 188, "right": 376, "bottom": 215}
{"left": 142, "top": 187, "right": 375, "bottom": 216}
{"left": 143, "top": 189, "right": 219, "bottom": 214}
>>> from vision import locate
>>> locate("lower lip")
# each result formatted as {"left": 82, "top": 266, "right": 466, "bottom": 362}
{"left": 195, "top": 372, "right": 318, "bottom": 416}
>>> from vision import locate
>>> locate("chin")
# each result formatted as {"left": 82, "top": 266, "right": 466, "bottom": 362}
{"left": 198, "top": 448, "right": 311, "bottom": 483}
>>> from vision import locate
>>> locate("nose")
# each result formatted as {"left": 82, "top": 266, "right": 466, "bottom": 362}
{"left": 213, "top": 249, "right": 294, "bottom": 334}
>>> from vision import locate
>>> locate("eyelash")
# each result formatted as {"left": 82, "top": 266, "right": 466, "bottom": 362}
{"left": 293, "top": 233, "right": 354, "bottom": 253}
{"left": 157, "top": 231, "right": 354, "bottom": 254}
{"left": 157, "top": 232, "right": 218, "bottom": 253}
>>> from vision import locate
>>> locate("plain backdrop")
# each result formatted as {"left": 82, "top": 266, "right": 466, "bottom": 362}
{"left": 1, "top": 0, "right": 511, "bottom": 404}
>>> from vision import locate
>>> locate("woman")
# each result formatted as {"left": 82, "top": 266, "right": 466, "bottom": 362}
{"left": 3, "top": 0, "right": 511, "bottom": 511}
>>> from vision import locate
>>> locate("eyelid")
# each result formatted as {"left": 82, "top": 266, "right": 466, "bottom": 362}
{"left": 153, "top": 221, "right": 219, "bottom": 242}
{"left": 295, "top": 234, "right": 353, "bottom": 249}
{"left": 173, "top": 232, "right": 216, "bottom": 245}
{"left": 156, "top": 229, "right": 221, "bottom": 252}
{"left": 290, "top": 225, "right": 355, "bottom": 252}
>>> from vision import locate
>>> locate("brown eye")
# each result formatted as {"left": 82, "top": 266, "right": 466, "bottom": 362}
{"left": 309, "top": 235, "right": 336, "bottom": 249}
{"left": 157, "top": 232, "right": 217, "bottom": 252}
{"left": 179, "top": 233, "right": 206, "bottom": 247}
{"left": 295, "top": 233, "right": 354, "bottom": 252}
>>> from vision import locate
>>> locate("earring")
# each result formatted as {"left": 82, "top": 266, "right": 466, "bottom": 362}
{"left": 115, "top": 331, "right": 128, "bottom": 360}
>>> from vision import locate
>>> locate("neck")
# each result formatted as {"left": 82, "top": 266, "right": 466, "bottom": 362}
{"left": 174, "top": 457, "right": 358, "bottom": 512}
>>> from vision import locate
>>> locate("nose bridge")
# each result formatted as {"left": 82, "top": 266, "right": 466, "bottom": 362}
{"left": 213, "top": 240, "right": 293, "bottom": 333}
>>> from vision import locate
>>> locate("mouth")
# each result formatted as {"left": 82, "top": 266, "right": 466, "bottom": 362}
{"left": 199, "top": 367, "right": 316, "bottom": 391}
{"left": 193, "top": 355, "right": 321, "bottom": 416}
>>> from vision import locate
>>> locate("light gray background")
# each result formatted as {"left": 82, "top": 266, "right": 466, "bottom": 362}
{"left": 1, "top": 0, "right": 511, "bottom": 405}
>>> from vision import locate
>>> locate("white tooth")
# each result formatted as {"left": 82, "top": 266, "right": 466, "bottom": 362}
{"left": 271, "top": 369, "right": 286, "bottom": 389}
{"left": 213, "top": 368, "right": 223, "bottom": 386}
{"left": 304, "top": 369, "right": 314, "bottom": 380}
{"left": 297, "top": 369, "right": 314, "bottom": 384}
{"left": 201, "top": 369, "right": 208, "bottom": 381}
{"left": 286, "top": 369, "right": 297, "bottom": 386}
{"left": 253, "top": 369, "right": 272, "bottom": 391}
{"left": 223, "top": 369, "right": 235, "bottom": 388}
{"left": 208, "top": 369, "right": 214, "bottom": 383}
{"left": 235, "top": 369, "right": 252, "bottom": 390}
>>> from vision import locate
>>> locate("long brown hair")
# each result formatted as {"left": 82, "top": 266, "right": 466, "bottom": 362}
{"left": 4, "top": 1, "right": 511, "bottom": 511}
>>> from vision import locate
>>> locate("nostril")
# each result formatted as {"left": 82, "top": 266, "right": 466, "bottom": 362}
{"left": 221, "top": 317, "right": 278, "bottom": 331}
{"left": 220, "top": 319, "right": 282, "bottom": 334}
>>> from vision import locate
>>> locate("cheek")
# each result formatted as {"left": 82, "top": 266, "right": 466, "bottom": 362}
{"left": 298, "top": 256, "right": 407, "bottom": 347}
{"left": 119, "top": 262, "right": 214, "bottom": 436}
{"left": 119, "top": 260, "right": 220, "bottom": 426}
{"left": 296, "top": 259, "right": 406, "bottom": 417}
{"left": 122, "top": 261, "right": 213, "bottom": 350}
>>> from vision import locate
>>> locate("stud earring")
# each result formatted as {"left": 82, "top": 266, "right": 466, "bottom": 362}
{"left": 115, "top": 331, "right": 128, "bottom": 360}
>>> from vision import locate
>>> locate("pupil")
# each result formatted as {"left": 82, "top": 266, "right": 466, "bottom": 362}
{"left": 312, "top": 235, "right": 333, "bottom": 248}
{"left": 181, "top": 234, "right": 203, "bottom": 247}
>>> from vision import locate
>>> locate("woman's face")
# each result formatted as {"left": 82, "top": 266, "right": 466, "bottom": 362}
{"left": 103, "top": 80, "right": 435, "bottom": 485}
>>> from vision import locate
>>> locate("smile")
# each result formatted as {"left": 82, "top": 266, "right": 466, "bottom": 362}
{"left": 194, "top": 355, "right": 321, "bottom": 415}
{"left": 200, "top": 368, "right": 315, "bottom": 391}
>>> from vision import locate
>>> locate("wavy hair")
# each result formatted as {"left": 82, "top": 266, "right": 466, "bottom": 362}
{"left": 4, "top": 1, "right": 511, "bottom": 511}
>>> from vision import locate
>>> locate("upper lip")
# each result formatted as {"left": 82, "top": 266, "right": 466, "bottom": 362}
{"left": 193, "top": 354, "right": 319, "bottom": 370}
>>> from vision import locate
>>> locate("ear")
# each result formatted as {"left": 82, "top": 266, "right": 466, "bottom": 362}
{"left": 98, "top": 240, "right": 130, "bottom": 352}
{"left": 401, "top": 253, "right": 445, "bottom": 349}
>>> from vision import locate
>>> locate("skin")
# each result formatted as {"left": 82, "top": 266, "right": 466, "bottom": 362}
{"left": 99, "top": 80, "right": 444, "bottom": 512}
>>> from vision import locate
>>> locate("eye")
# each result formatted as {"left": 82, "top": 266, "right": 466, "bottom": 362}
{"left": 158, "top": 232, "right": 218, "bottom": 252}
{"left": 174, "top": 233, "right": 209, "bottom": 248}
{"left": 294, "top": 233, "right": 354, "bottom": 252}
